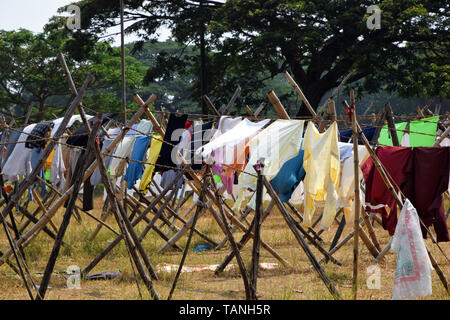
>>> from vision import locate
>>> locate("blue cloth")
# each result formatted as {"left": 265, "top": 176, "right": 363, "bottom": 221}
{"left": 30, "top": 148, "right": 46, "bottom": 198}
{"left": 270, "top": 146, "right": 306, "bottom": 203}
{"left": 124, "top": 136, "right": 151, "bottom": 189}
{"left": 192, "top": 244, "right": 212, "bottom": 252}
{"left": 340, "top": 126, "right": 376, "bottom": 144}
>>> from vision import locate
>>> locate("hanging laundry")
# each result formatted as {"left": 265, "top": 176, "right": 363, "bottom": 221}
{"left": 50, "top": 137, "right": 68, "bottom": 191}
{"left": 234, "top": 120, "right": 305, "bottom": 211}
{"left": 177, "top": 126, "right": 193, "bottom": 161}
{"left": 124, "top": 135, "right": 151, "bottom": 189}
{"left": 30, "top": 147, "right": 47, "bottom": 198}
{"left": 378, "top": 122, "right": 407, "bottom": 146}
{"left": 109, "top": 135, "right": 136, "bottom": 177}
{"left": 402, "top": 147, "right": 449, "bottom": 242}
{"left": 199, "top": 117, "right": 270, "bottom": 192}
{"left": 66, "top": 113, "right": 115, "bottom": 147}
{"left": 90, "top": 138, "right": 115, "bottom": 186}
{"left": 361, "top": 146, "right": 411, "bottom": 236}
{"left": 139, "top": 134, "right": 163, "bottom": 192}
{"left": 302, "top": 122, "right": 340, "bottom": 230}
{"left": 1, "top": 127, "right": 21, "bottom": 166}
{"left": 200, "top": 118, "right": 270, "bottom": 158}
{"left": 160, "top": 169, "right": 184, "bottom": 190}
{"left": 270, "top": 142, "right": 305, "bottom": 203}
{"left": 25, "top": 121, "right": 54, "bottom": 149}
{"left": 391, "top": 199, "right": 433, "bottom": 300}
{"left": 135, "top": 119, "right": 153, "bottom": 135}
{"left": 409, "top": 116, "right": 439, "bottom": 147}
{"left": 337, "top": 144, "right": 369, "bottom": 223}
{"left": 209, "top": 116, "right": 243, "bottom": 186}
{"left": 155, "top": 113, "right": 188, "bottom": 172}
{"left": 340, "top": 126, "right": 376, "bottom": 144}
{"left": 51, "top": 114, "right": 93, "bottom": 138}
{"left": 189, "top": 120, "right": 215, "bottom": 171}
{"left": 338, "top": 142, "right": 354, "bottom": 163}
{"left": 2, "top": 124, "right": 36, "bottom": 181}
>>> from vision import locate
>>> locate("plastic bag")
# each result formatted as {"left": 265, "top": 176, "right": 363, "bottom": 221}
{"left": 391, "top": 199, "right": 433, "bottom": 300}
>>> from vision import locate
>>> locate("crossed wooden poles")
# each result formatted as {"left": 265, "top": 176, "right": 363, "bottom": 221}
{"left": 0, "top": 61, "right": 447, "bottom": 301}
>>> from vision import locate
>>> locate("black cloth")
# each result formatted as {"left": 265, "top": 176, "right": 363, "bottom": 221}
{"left": 402, "top": 147, "right": 450, "bottom": 242}
{"left": 25, "top": 121, "right": 54, "bottom": 149}
{"left": 66, "top": 113, "right": 116, "bottom": 147}
{"left": 155, "top": 113, "right": 188, "bottom": 173}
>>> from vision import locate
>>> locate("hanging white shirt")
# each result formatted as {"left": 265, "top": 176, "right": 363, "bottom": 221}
{"left": 2, "top": 123, "right": 36, "bottom": 181}
{"left": 198, "top": 118, "right": 270, "bottom": 158}
{"left": 51, "top": 114, "right": 93, "bottom": 138}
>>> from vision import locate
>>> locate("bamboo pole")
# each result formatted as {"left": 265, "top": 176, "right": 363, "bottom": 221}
{"left": 267, "top": 91, "right": 290, "bottom": 120}
{"left": 349, "top": 91, "right": 360, "bottom": 300}
{"left": 283, "top": 71, "right": 317, "bottom": 118}
{"left": 249, "top": 161, "right": 264, "bottom": 300}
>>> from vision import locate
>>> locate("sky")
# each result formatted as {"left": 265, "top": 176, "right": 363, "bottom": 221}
{"left": 0, "top": 0, "right": 169, "bottom": 45}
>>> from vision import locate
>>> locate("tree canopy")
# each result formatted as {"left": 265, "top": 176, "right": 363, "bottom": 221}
{"left": 0, "top": 26, "right": 146, "bottom": 124}
{"left": 65, "top": 0, "right": 449, "bottom": 116}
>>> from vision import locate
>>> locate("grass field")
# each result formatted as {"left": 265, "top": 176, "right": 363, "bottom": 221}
{"left": 0, "top": 195, "right": 449, "bottom": 300}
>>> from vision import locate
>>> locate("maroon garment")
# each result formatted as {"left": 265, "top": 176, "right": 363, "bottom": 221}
{"left": 361, "top": 146, "right": 412, "bottom": 236}
{"left": 402, "top": 147, "right": 450, "bottom": 242}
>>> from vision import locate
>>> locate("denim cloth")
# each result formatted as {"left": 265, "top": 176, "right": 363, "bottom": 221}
{"left": 124, "top": 136, "right": 151, "bottom": 189}
{"left": 270, "top": 144, "right": 306, "bottom": 203}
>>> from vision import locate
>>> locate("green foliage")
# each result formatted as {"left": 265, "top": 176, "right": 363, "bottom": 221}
{"left": 0, "top": 25, "right": 146, "bottom": 124}
{"left": 70, "top": 0, "right": 449, "bottom": 116}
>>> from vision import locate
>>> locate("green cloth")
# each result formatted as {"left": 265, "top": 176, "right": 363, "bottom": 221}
{"left": 409, "top": 116, "right": 439, "bottom": 147}
{"left": 378, "top": 122, "right": 407, "bottom": 146}
{"left": 213, "top": 174, "right": 222, "bottom": 184}
{"left": 44, "top": 169, "right": 51, "bottom": 181}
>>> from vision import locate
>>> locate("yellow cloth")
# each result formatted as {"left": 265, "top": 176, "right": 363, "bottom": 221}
{"left": 44, "top": 148, "right": 54, "bottom": 171}
{"left": 139, "top": 134, "right": 163, "bottom": 191}
{"left": 303, "top": 122, "right": 340, "bottom": 229}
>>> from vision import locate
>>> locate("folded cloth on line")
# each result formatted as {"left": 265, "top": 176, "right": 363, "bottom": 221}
{"left": 199, "top": 118, "right": 270, "bottom": 158}
{"left": 340, "top": 126, "right": 376, "bottom": 144}
{"left": 25, "top": 121, "right": 54, "bottom": 149}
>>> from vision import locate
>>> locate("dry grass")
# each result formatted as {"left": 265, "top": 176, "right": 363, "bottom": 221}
{"left": 0, "top": 195, "right": 449, "bottom": 300}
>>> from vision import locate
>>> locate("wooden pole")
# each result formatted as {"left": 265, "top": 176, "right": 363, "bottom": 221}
{"left": 349, "top": 92, "right": 360, "bottom": 300}
{"left": 263, "top": 176, "right": 341, "bottom": 300}
{"left": 384, "top": 102, "right": 399, "bottom": 146}
{"left": 283, "top": 71, "right": 317, "bottom": 118}
{"left": 167, "top": 168, "right": 210, "bottom": 300}
{"left": 267, "top": 91, "right": 290, "bottom": 120}
{"left": 209, "top": 166, "right": 252, "bottom": 300}
{"left": 249, "top": 161, "right": 264, "bottom": 300}
{"left": 119, "top": 0, "right": 127, "bottom": 124}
